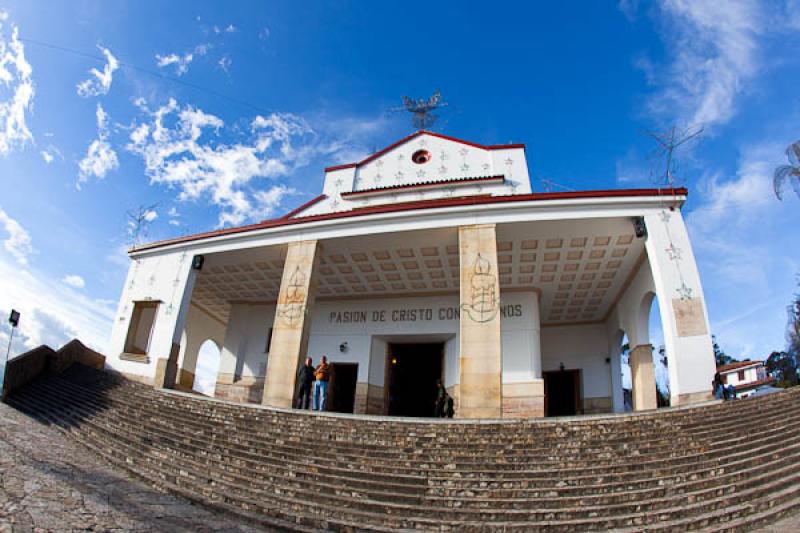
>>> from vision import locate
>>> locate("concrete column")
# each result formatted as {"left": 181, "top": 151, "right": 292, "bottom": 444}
{"left": 458, "top": 224, "right": 502, "bottom": 419}
{"left": 154, "top": 256, "right": 198, "bottom": 390}
{"left": 644, "top": 209, "right": 716, "bottom": 405}
{"left": 630, "top": 344, "right": 657, "bottom": 411}
{"left": 262, "top": 240, "right": 320, "bottom": 408}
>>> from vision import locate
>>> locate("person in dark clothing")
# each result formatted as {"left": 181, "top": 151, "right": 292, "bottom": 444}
{"left": 434, "top": 380, "right": 447, "bottom": 417}
{"left": 295, "top": 357, "right": 315, "bottom": 409}
{"left": 445, "top": 395, "right": 455, "bottom": 418}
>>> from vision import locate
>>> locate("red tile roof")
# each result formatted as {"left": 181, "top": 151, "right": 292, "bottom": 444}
{"left": 130, "top": 187, "right": 688, "bottom": 253}
{"left": 734, "top": 376, "right": 775, "bottom": 392}
{"left": 717, "top": 360, "right": 762, "bottom": 373}
{"left": 324, "top": 130, "right": 525, "bottom": 173}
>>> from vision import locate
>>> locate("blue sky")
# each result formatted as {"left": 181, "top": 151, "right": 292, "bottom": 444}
{"left": 0, "top": 1, "right": 799, "bottom": 366}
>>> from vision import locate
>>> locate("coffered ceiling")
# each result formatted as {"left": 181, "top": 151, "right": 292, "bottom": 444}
{"left": 189, "top": 218, "right": 644, "bottom": 326}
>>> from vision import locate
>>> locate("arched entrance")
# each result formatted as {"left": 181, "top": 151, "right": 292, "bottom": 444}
{"left": 193, "top": 339, "right": 221, "bottom": 396}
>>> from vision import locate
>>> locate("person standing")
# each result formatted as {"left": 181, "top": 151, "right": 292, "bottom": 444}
{"left": 295, "top": 357, "right": 315, "bottom": 410}
{"left": 313, "top": 356, "right": 330, "bottom": 411}
{"left": 434, "top": 380, "right": 447, "bottom": 417}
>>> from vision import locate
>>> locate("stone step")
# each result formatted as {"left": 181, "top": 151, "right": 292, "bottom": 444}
{"left": 26, "top": 376, "right": 800, "bottom": 488}
{"left": 10, "top": 366, "right": 800, "bottom": 532}
{"left": 41, "top": 375, "right": 800, "bottom": 468}
{"left": 11, "top": 387, "right": 800, "bottom": 529}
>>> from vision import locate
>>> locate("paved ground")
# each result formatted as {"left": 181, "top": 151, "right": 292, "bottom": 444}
{"left": 0, "top": 399, "right": 797, "bottom": 532}
{"left": 0, "top": 402, "right": 273, "bottom": 532}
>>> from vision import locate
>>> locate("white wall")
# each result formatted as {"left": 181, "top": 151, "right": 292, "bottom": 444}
{"left": 723, "top": 366, "right": 760, "bottom": 386}
{"left": 541, "top": 324, "right": 611, "bottom": 400}
{"left": 177, "top": 304, "right": 227, "bottom": 377}
{"left": 211, "top": 291, "right": 540, "bottom": 390}
{"left": 108, "top": 249, "right": 196, "bottom": 380}
{"left": 219, "top": 303, "right": 275, "bottom": 379}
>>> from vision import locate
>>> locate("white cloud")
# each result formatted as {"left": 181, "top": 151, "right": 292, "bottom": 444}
{"left": 258, "top": 26, "right": 271, "bottom": 40}
{"left": 155, "top": 44, "right": 209, "bottom": 76}
{"left": 62, "top": 274, "right": 85, "bottom": 289}
{"left": 0, "top": 258, "right": 114, "bottom": 356}
{"left": 637, "top": 0, "right": 766, "bottom": 129}
{"left": 40, "top": 150, "right": 53, "bottom": 163}
{"left": 0, "top": 206, "right": 33, "bottom": 265}
{"left": 78, "top": 103, "right": 119, "bottom": 187}
{"left": 76, "top": 45, "right": 118, "bottom": 97}
{"left": 126, "top": 98, "right": 320, "bottom": 226}
{"left": 217, "top": 56, "right": 231, "bottom": 73}
{"left": 0, "top": 13, "right": 34, "bottom": 155}
{"left": 686, "top": 140, "right": 800, "bottom": 358}
{"left": 143, "top": 209, "right": 157, "bottom": 222}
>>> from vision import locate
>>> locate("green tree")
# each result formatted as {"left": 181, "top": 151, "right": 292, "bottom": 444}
{"left": 712, "top": 335, "right": 736, "bottom": 366}
{"left": 766, "top": 351, "right": 799, "bottom": 387}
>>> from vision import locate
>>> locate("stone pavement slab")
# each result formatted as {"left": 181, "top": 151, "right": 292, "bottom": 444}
{"left": 0, "top": 402, "right": 276, "bottom": 532}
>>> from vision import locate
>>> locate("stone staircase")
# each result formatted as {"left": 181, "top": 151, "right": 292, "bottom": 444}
{"left": 6, "top": 364, "right": 800, "bottom": 532}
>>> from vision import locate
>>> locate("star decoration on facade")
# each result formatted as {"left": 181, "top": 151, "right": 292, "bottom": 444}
{"left": 665, "top": 243, "right": 683, "bottom": 261}
{"left": 482, "top": 163, "right": 490, "bottom": 172}
{"left": 375, "top": 173, "right": 383, "bottom": 183}
{"left": 505, "top": 158, "right": 513, "bottom": 166}
{"left": 676, "top": 283, "right": 693, "bottom": 300}
{"left": 165, "top": 303, "right": 174, "bottom": 316}
{"left": 331, "top": 199, "right": 340, "bottom": 210}
{"left": 419, "top": 138, "right": 428, "bottom": 147}
{"left": 417, "top": 169, "right": 426, "bottom": 178}
{"left": 397, "top": 153, "right": 405, "bottom": 161}
{"left": 439, "top": 165, "right": 448, "bottom": 174}
{"left": 659, "top": 210, "right": 672, "bottom": 223}
{"left": 460, "top": 163, "right": 469, "bottom": 172}
{"left": 375, "top": 159, "right": 384, "bottom": 167}
{"left": 334, "top": 178, "right": 343, "bottom": 189}
{"left": 459, "top": 148, "right": 468, "bottom": 157}
{"left": 510, "top": 180, "right": 520, "bottom": 190}
{"left": 396, "top": 171, "right": 404, "bottom": 180}
{"left": 148, "top": 274, "right": 156, "bottom": 286}
{"left": 440, "top": 150, "right": 448, "bottom": 161}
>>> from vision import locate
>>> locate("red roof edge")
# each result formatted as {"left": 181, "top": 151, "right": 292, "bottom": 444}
{"left": 131, "top": 187, "right": 688, "bottom": 254}
{"left": 280, "top": 194, "right": 327, "bottom": 219}
{"left": 341, "top": 175, "right": 504, "bottom": 198}
{"left": 324, "top": 130, "right": 525, "bottom": 173}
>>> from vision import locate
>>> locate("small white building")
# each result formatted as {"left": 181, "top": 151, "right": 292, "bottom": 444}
{"left": 107, "top": 130, "right": 717, "bottom": 418}
{"left": 717, "top": 360, "right": 774, "bottom": 398}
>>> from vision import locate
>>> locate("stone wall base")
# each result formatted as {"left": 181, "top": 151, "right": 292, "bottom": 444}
{"left": 583, "top": 396, "right": 613, "bottom": 414}
{"left": 176, "top": 369, "right": 195, "bottom": 391}
{"left": 109, "top": 369, "right": 154, "bottom": 386}
{"left": 354, "top": 382, "right": 368, "bottom": 414}
{"left": 365, "top": 384, "right": 384, "bottom": 415}
{"left": 502, "top": 381, "right": 545, "bottom": 419}
{"left": 675, "top": 390, "right": 713, "bottom": 406}
{"left": 215, "top": 374, "right": 265, "bottom": 404}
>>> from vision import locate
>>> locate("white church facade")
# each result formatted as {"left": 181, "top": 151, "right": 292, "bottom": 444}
{"left": 107, "top": 130, "right": 717, "bottom": 419}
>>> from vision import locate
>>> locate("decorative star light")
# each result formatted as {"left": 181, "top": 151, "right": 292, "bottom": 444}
{"left": 665, "top": 243, "right": 683, "bottom": 261}
{"left": 659, "top": 210, "right": 672, "bottom": 223}
{"left": 419, "top": 138, "right": 428, "bottom": 147}
{"left": 676, "top": 283, "right": 693, "bottom": 300}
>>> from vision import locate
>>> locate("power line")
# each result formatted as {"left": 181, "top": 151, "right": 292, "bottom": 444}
{"left": 19, "top": 37, "right": 276, "bottom": 116}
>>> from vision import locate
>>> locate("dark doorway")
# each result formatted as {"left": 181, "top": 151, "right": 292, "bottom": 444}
{"left": 544, "top": 369, "right": 582, "bottom": 417}
{"left": 386, "top": 343, "right": 443, "bottom": 417}
{"left": 328, "top": 363, "right": 358, "bottom": 414}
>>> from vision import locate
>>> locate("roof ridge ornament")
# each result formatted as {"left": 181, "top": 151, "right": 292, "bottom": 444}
{"left": 390, "top": 90, "right": 448, "bottom": 130}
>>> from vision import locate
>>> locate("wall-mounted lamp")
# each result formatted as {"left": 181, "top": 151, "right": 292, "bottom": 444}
{"left": 339, "top": 341, "right": 348, "bottom": 353}
{"left": 633, "top": 216, "right": 647, "bottom": 238}
{"left": 559, "top": 362, "right": 565, "bottom": 372}
{"left": 605, "top": 357, "right": 611, "bottom": 364}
